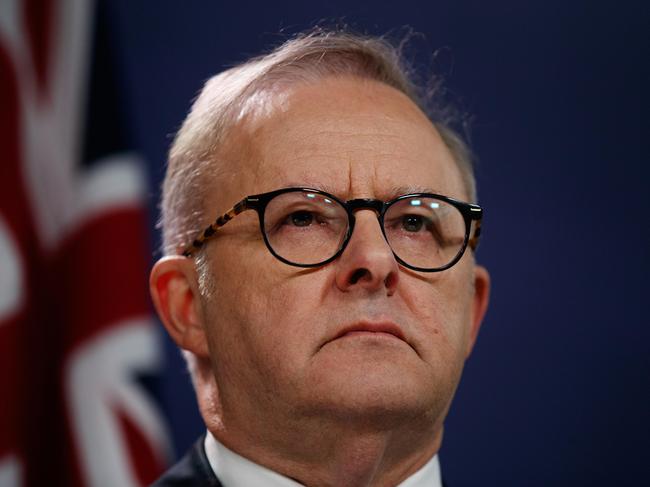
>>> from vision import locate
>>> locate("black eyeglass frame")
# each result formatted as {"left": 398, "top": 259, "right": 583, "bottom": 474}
{"left": 181, "top": 187, "right": 483, "bottom": 272}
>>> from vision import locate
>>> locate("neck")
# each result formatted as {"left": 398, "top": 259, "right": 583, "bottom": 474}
{"left": 199, "top": 384, "right": 443, "bottom": 486}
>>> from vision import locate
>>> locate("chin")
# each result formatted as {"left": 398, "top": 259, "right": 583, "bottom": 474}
{"left": 296, "top": 363, "right": 453, "bottom": 428}
{"left": 289, "top": 335, "right": 462, "bottom": 425}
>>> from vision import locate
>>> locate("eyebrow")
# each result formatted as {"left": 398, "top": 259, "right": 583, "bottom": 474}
{"left": 279, "top": 182, "right": 442, "bottom": 200}
{"left": 387, "top": 185, "right": 442, "bottom": 198}
{"left": 281, "top": 180, "right": 342, "bottom": 196}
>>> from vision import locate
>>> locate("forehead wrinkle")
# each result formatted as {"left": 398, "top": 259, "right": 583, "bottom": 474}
{"left": 268, "top": 125, "right": 409, "bottom": 153}
{"left": 347, "top": 154, "right": 355, "bottom": 197}
{"left": 226, "top": 76, "right": 465, "bottom": 204}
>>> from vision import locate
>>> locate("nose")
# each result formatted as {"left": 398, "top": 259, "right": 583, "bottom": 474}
{"left": 334, "top": 211, "right": 399, "bottom": 295}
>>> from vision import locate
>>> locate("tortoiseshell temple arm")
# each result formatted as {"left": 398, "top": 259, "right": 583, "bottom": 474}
{"left": 181, "top": 199, "right": 250, "bottom": 257}
{"left": 467, "top": 206, "right": 483, "bottom": 251}
{"left": 469, "top": 219, "right": 482, "bottom": 250}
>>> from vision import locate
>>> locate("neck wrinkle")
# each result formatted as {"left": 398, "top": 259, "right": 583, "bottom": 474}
{"left": 206, "top": 405, "right": 443, "bottom": 487}
{"left": 195, "top": 354, "right": 444, "bottom": 487}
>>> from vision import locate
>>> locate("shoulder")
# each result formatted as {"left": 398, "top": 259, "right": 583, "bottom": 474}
{"left": 150, "top": 435, "right": 223, "bottom": 487}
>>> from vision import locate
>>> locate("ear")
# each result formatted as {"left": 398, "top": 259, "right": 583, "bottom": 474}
{"left": 149, "top": 255, "right": 210, "bottom": 358}
{"left": 465, "top": 264, "right": 490, "bottom": 357}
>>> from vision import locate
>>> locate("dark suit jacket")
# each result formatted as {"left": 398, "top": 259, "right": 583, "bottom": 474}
{"left": 151, "top": 435, "right": 222, "bottom": 486}
{"left": 151, "top": 435, "right": 449, "bottom": 486}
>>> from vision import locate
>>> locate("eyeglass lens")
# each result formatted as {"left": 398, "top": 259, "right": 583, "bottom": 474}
{"left": 263, "top": 190, "right": 467, "bottom": 270}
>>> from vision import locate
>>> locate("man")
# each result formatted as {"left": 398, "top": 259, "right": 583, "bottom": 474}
{"left": 150, "top": 29, "right": 490, "bottom": 486}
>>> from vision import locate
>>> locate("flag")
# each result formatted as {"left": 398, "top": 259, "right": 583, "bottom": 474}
{"left": 0, "top": 0, "right": 170, "bottom": 485}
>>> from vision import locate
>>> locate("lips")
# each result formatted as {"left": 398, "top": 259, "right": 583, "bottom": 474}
{"left": 332, "top": 321, "right": 407, "bottom": 343}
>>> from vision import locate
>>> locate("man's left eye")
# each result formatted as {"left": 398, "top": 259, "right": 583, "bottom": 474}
{"left": 290, "top": 211, "right": 314, "bottom": 227}
{"left": 402, "top": 215, "right": 425, "bottom": 232}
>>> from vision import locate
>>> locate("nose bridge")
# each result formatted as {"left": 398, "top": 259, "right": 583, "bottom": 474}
{"left": 346, "top": 198, "right": 385, "bottom": 216}
{"left": 336, "top": 197, "right": 398, "bottom": 293}
{"left": 345, "top": 198, "right": 387, "bottom": 243}
{"left": 344, "top": 198, "right": 388, "bottom": 245}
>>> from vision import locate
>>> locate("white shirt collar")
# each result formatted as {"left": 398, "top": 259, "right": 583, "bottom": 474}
{"left": 204, "top": 431, "right": 442, "bottom": 487}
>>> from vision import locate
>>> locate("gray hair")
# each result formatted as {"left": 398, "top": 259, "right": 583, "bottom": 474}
{"left": 159, "top": 28, "right": 476, "bottom": 257}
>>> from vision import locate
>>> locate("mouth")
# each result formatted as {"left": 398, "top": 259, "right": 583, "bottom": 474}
{"left": 332, "top": 321, "right": 407, "bottom": 343}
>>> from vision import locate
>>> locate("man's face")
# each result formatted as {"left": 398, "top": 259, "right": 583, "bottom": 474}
{"left": 198, "top": 76, "right": 486, "bottom": 431}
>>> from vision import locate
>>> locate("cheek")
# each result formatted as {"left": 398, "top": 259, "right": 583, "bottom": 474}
{"left": 201, "top": 280, "right": 289, "bottom": 398}
{"left": 205, "top": 254, "right": 325, "bottom": 377}
{"left": 404, "top": 271, "right": 474, "bottom": 357}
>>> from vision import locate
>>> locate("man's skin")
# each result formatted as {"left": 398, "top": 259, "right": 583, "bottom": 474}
{"left": 150, "top": 75, "right": 490, "bottom": 487}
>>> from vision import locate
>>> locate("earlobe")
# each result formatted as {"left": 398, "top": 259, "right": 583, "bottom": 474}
{"left": 466, "top": 264, "right": 490, "bottom": 357}
{"left": 150, "top": 256, "right": 210, "bottom": 357}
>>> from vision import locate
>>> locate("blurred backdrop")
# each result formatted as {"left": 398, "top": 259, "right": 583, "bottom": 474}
{"left": 1, "top": 0, "right": 648, "bottom": 486}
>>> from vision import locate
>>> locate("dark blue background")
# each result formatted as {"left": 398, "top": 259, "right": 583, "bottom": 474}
{"left": 106, "top": 1, "right": 649, "bottom": 485}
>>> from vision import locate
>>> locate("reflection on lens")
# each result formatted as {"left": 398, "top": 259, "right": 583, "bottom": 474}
{"left": 261, "top": 190, "right": 468, "bottom": 270}
{"left": 384, "top": 196, "right": 466, "bottom": 270}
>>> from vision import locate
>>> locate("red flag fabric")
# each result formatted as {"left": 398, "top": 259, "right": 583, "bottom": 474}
{"left": 0, "top": 0, "right": 170, "bottom": 485}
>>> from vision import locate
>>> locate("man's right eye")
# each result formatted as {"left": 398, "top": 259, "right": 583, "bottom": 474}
{"left": 289, "top": 210, "right": 314, "bottom": 227}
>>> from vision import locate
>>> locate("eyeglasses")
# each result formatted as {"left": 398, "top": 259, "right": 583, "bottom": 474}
{"left": 181, "top": 187, "right": 483, "bottom": 272}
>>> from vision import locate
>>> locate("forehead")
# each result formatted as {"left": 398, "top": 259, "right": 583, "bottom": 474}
{"left": 216, "top": 76, "right": 466, "bottom": 206}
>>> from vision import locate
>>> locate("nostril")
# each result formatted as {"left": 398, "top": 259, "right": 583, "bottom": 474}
{"left": 384, "top": 273, "right": 398, "bottom": 291}
{"left": 349, "top": 268, "right": 369, "bottom": 285}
